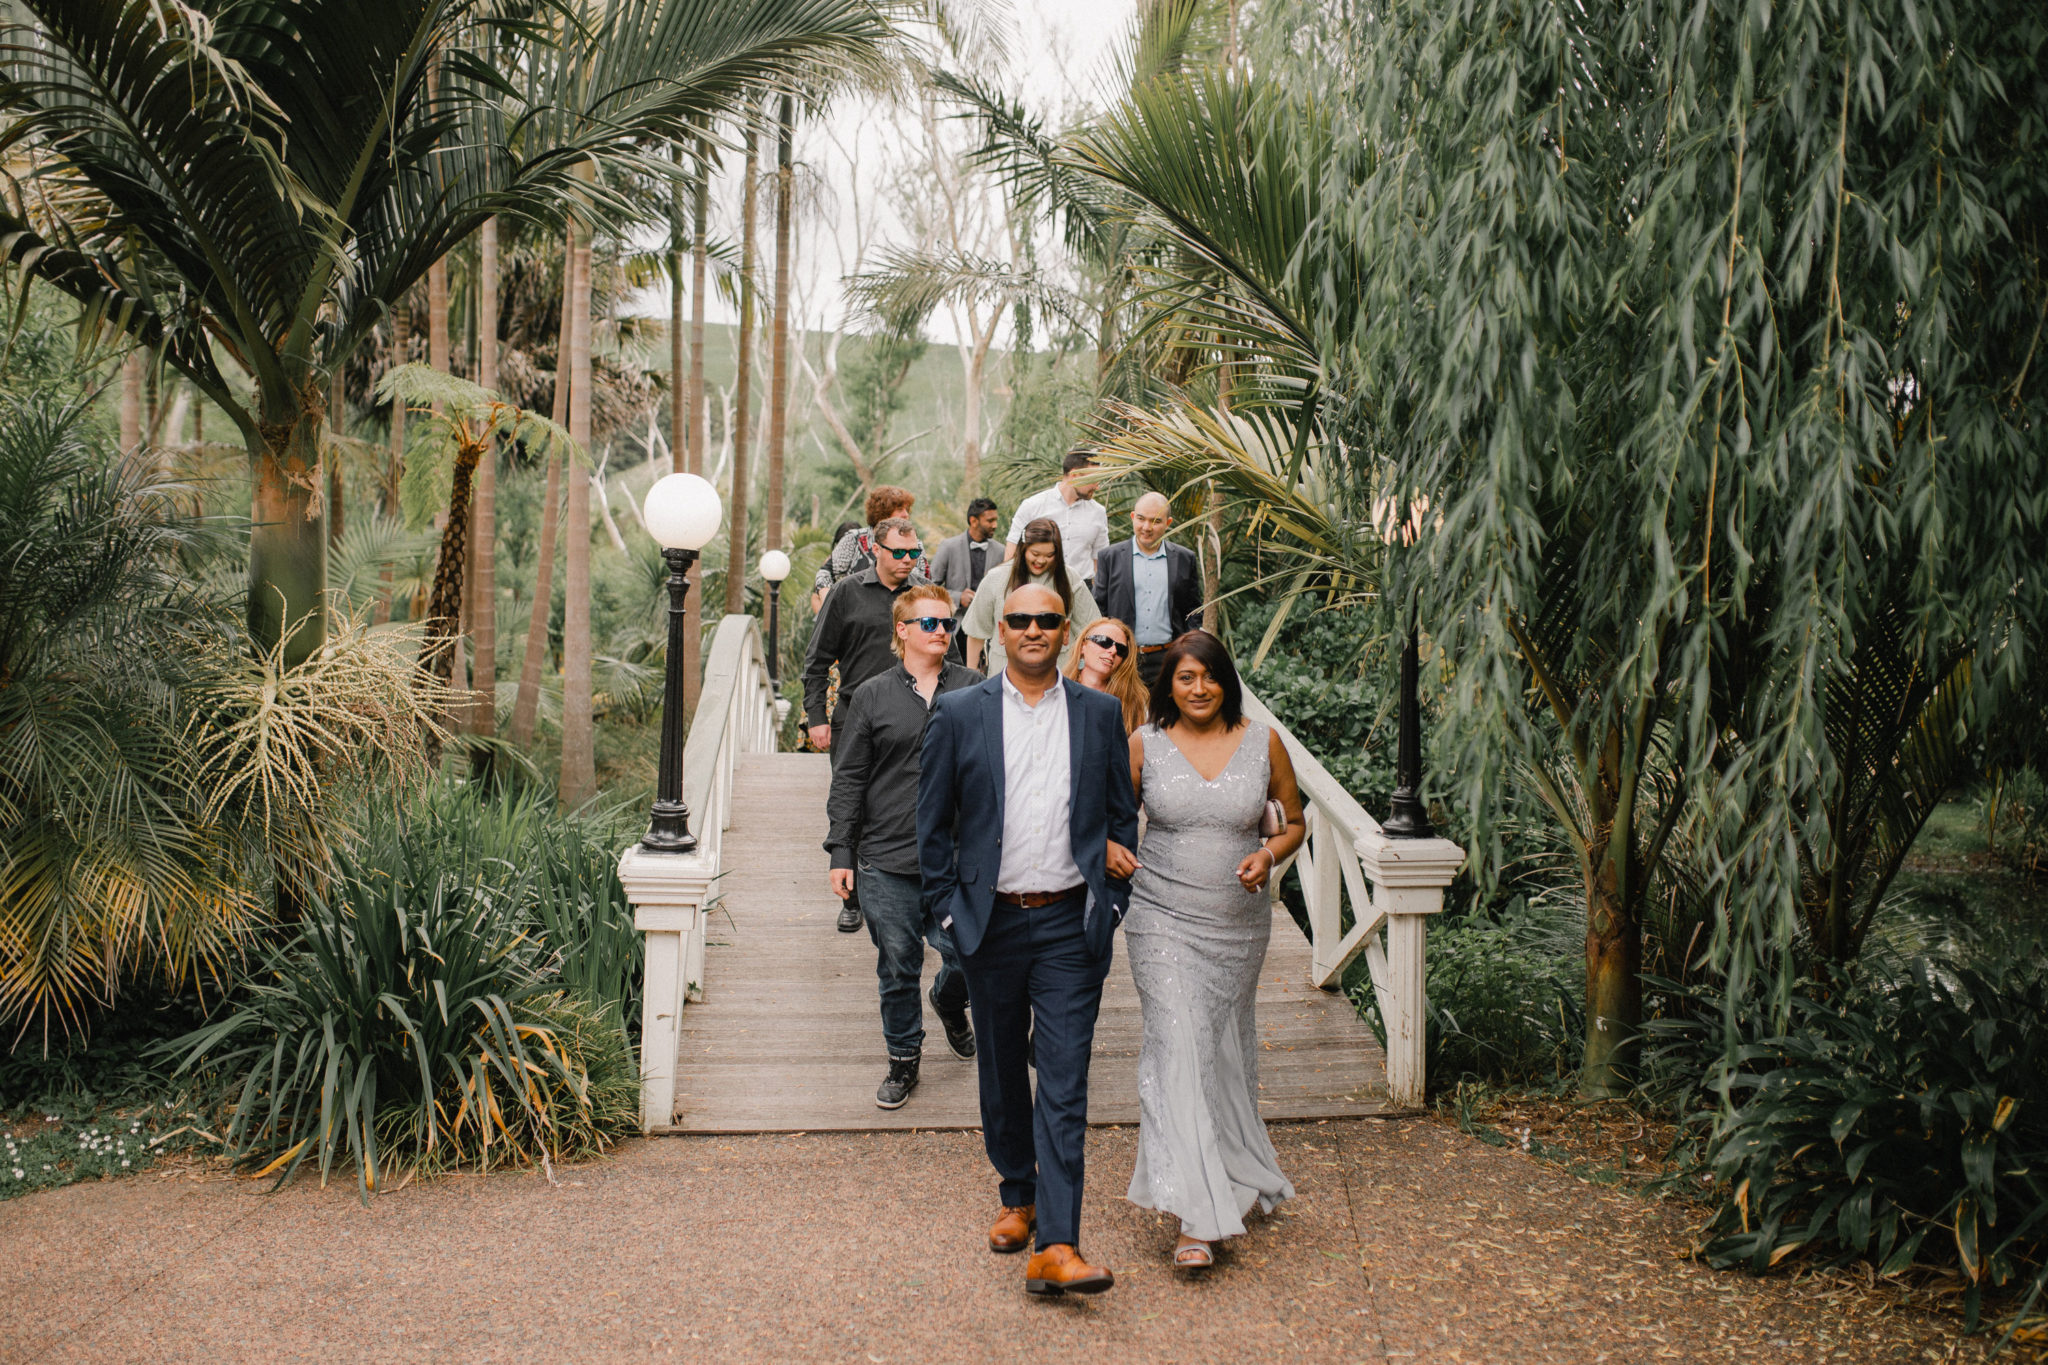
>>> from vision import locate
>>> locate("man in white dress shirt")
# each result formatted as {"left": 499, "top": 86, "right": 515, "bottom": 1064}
{"left": 1003, "top": 450, "right": 1110, "bottom": 582}
{"left": 915, "top": 583, "right": 1139, "bottom": 1296}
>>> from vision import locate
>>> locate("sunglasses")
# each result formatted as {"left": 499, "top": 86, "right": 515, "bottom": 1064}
{"left": 1001, "top": 611, "right": 1066, "bottom": 632}
{"left": 882, "top": 544, "right": 923, "bottom": 560}
{"left": 907, "top": 615, "right": 958, "bottom": 634}
{"left": 1083, "top": 633, "right": 1131, "bottom": 659}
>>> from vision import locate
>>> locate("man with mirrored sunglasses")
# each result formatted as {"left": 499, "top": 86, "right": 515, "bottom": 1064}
{"left": 825, "top": 584, "right": 983, "bottom": 1109}
{"left": 804, "top": 515, "right": 925, "bottom": 932}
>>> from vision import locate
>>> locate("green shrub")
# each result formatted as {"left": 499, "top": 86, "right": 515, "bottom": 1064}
{"left": 161, "top": 784, "right": 642, "bottom": 1196}
{"left": 1984, "top": 767, "right": 2048, "bottom": 878}
{"left": 1355, "top": 892, "right": 1585, "bottom": 1090}
{"left": 1671, "top": 951, "right": 2046, "bottom": 1323}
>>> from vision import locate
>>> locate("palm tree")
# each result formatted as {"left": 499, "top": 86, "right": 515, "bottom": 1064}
{"left": 469, "top": 216, "right": 501, "bottom": 742}
{"left": 765, "top": 91, "right": 796, "bottom": 554}
{"left": 560, "top": 211, "right": 597, "bottom": 807}
{"left": 725, "top": 111, "right": 761, "bottom": 616}
{"left": 1, "top": 0, "right": 888, "bottom": 667}
{"left": 509, "top": 231, "right": 576, "bottom": 750}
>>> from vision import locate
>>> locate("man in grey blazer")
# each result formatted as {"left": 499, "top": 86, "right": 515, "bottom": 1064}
{"left": 1092, "top": 492, "right": 1203, "bottom": 687}
{"left": 927, "top": 497, "right": 1000, "bottom": 665}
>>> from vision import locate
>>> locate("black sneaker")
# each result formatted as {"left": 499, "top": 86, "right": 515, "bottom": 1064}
{"left": 931, "top": 984, "right": 975, "bottom": 1059}
{"left": 875, "top": 1055, "right": 919, "bottom": 1109}
{"left": 837, "top": 899, "right": 863, "bottom": 933}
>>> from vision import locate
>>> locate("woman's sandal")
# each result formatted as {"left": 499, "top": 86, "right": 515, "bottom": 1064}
{"left": 1173, "top": 1240, "right": 1215, "bottom": 1269}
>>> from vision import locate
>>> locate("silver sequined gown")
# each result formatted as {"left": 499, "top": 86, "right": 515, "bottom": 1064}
{"left": 1124, "top": 720, "right": 1295, "bottom": 1241}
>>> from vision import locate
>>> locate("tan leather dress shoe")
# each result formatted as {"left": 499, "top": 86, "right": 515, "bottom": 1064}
{"left": 988, "top": 1204, "right": 1036, "bottom": 1253}
{"left": 1024, "top": 1243, "right": 1114, "bottom": 1296}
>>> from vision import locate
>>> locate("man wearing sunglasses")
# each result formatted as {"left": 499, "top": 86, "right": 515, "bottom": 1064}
{"left": 1092, "top": 491, "right": 1202, "bottom": 688}
{"left": 803, "top": 516, "right": 925, "bottom": 932}
{"left": 825, "top": 584, "right": 983, "bottom": 1110}
{"left": 916, "top": 583, "right": 1141, "bottom": 1297}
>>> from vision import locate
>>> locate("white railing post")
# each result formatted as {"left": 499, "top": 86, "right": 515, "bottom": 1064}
{"left": 619, "top": 848, "right": 716, "bottom": 1132}
{"left": 1354, "top": 829, "right": 1463, "bottom": 1109}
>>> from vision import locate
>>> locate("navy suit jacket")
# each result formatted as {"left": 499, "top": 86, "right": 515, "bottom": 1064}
{"left": 916, "top": 674, "right": 1140, "bottom": 959}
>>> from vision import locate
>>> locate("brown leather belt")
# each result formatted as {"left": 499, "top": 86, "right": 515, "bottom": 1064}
{"left": 994, "top": 885, "right": 1085, "bottom": 908}
{"left": 1138, "top": 643, "right": 1169, "bottom": 654}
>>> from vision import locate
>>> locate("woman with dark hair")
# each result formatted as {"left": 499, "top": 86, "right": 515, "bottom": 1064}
{"left": 1107, "top": 630, "right": 1308, "bottom": 1269}
{"left": 958, "top": 516, "right": 1099, "bottom": 673}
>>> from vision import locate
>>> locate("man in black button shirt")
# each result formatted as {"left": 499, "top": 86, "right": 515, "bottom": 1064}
{"left": 804, "top": 515, "right": 923, "bottom": 932}
{"left": 825, "top": 583, "right": 982, "bottom": 1109}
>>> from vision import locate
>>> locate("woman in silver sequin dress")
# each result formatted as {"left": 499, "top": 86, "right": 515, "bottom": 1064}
{"left": 1108, "top": 632, "right": 1307, "bottom": 1268}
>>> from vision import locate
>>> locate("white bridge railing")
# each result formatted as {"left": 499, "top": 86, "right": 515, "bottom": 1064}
{"left": 617, "top": 614, "right": 781, "bottom": 1132}
{"left": 1243, "top": 688, "right": 1465, "bottom": 1109}
{"left": 617, "top": 619, "right": 1460, "bottom": 1130}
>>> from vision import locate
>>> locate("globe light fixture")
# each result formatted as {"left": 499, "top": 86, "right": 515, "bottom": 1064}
{"left": 641, "top": 474, "right": 723, "bottom": 853}
{"left": 758, "top": 549, "right": 791, "bottom": 687}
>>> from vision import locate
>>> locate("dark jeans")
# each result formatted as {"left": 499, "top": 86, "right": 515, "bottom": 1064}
{"left": 956, "top": 889, "right": 1109, "bottom": 1250}
{"left": 860, "top": 865, "right": 967, "bottom": 1059}
{"left": 1137, "top": 649, "right": 1165, "bottom": 689}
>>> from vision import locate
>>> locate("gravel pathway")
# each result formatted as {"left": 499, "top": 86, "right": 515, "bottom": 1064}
{"left": 0, "top": 1118, "right": 1982, "bottom": 1363}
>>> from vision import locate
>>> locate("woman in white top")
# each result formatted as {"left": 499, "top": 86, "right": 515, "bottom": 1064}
{"left": 960, "top": 518, "right": 1100, "bottom": 674}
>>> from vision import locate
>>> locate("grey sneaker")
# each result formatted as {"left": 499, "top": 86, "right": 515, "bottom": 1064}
{"left": 875, "top": 1055, "right": 919, "bottom": 1109}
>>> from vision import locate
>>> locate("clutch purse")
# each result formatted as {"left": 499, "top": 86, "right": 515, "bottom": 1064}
{"left": 1259, "top": 798, "right": 1288, "bottom": 838}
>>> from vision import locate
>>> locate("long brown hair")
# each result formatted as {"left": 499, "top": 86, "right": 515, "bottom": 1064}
{"left": 1008, "top": 517, "right": 1074, "bottom": 610}
{"left": 1065, "top": 617, "right": 1147, "bottom": 733}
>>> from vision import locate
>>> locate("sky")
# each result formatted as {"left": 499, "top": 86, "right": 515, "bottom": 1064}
{"left": 634, "top": 0, "right": 1138, "bottom": 342}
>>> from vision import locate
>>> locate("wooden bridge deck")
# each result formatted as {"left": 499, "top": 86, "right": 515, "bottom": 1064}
{"left": 667, "top": 752, "right": 1389, "bottom": 1133}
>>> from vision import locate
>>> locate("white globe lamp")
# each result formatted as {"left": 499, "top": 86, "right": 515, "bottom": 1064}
{"left": 640, "top": 473, "right": 724, "bottom": 854}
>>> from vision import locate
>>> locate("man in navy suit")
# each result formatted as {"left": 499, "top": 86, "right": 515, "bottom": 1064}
{"left": 916, "top": 583, "right": 1140, "bottom": 1296}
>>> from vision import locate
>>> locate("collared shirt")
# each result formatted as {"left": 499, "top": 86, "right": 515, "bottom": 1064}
{"left": 968, "top": 536, "right": 988, "bottom": 585}
{"left": 1006, "top": 486, "right": 1110, "bottom": 581}
{"left": 1131, "top": 542, "right": 1172, "bottom": 645}
{"left": 824, "top": 661, "right": 982, "bottom": 875}
{"left": 996, "top": 673, "right": 1080, "bottom": 892}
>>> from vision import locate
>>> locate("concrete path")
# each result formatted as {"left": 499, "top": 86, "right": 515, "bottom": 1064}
{"left": 1, "top": 1118, "right": 1976, "bottom": 1363}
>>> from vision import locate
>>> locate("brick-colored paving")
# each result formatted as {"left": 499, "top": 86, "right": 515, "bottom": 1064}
{"left": 0, "top": 1118, "right": 1978, "bottom": 1363}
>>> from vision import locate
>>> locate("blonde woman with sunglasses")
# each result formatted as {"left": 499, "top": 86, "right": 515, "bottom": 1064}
{"left": 1064, "top": 617, "right": 1147, "bottom": 734}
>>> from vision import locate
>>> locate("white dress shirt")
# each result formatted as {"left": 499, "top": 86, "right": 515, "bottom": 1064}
{"left": 996, "top": 673, "right": 1081, "bottom": 892}
{"left": 1007, "top": 485, "right": 1111, "bottom": 581}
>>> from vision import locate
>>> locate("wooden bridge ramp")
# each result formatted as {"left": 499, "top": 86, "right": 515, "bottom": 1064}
{"left": 667, "top": 752, "right": 1389, "bottom": 1133}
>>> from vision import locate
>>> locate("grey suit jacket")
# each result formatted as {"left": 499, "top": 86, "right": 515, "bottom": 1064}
{"left": 928, "top": 531, "right": 995, "bottom": 610}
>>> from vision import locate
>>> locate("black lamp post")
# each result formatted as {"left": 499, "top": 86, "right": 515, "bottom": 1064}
{"left": 758, "top": 548, "right": 791, "bottom": 686}
{"left": 640, "top": 472, "right": 724, "bottom": 854}
{"left": 1381, "top": 611, "right": 1435, "bottom": 839}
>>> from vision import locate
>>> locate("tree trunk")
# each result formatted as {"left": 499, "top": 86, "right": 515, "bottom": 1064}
{"left": 1199, "top": 483, "right": 1223, "bottom": 631}
{"left": 373, "top": 303, "right": 409, "bottom": 625}
{"left": 471, "top": 216, "right": 500, "bottom": 741}
{"left": 1580, "top": 858, "right": 1642, "bottom": 1099}
{"left": 120, "top": 351, "right": 143, "bottom": 455}
{"left": 960, "top": 338, "right": 987, "bottom": 498}
{"left": 327, "top": 370, "right": 346, "bottom": 548}
{"left": 509, "top": 228, "right": 577, "bottom": 749}
{"left": 247, "top": 392, "right": 329, "bottom": 667}
{"left": 427, "top": 251, "right": 462, "bottom": 709}
{"left": 725, "top": 113, "right": 759, "bottom": 617}
{"left": 766, "top": 92, "right": 794, "bottom": 555}
{"left": 684, "top": 142, "right": 710, "bottom": 717}
{"left": 559, "top": 210, "right": 597, "bottom": 808}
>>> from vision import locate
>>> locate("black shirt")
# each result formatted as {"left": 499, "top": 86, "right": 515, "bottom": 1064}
{"left": 969, "top": 538, "right": 988, "bottom": 585}
{"left": 825, "top": 662, "right": 984, "bottom": 875}
{"left": 802, "top": 566, "right": 912, "bottom": 729}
